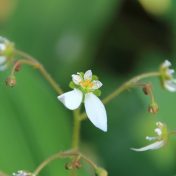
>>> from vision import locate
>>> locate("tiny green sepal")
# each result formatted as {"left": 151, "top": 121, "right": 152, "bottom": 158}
{"left": 69, "top": 81, "right": 76, "bottom": 89}
{"left": 79, "top": 72, "right": 84, "bottom": 77}
{"left": 93, "top": 89, "right": 101, "bottom": 97}
{"left": 92, "top": 75, "right": 99, "bottom": 81}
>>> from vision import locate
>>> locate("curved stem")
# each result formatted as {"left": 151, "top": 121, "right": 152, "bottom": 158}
{"left": 33, "top": 150, "right": 98, "bottom": 176}
{"left": 80, "top": 71, "right": 161, "bottom": 120}
{"left": 81, "top": 154, "right": 98, "bottom": 169}
{"left": 37, "top": 64, "right": 63, "bottom": 95}
{"left": 103, "top": 72, "right": 160, "bottom": 104}
{"left": 14, "top": 50, "right": 63, "bottom": 95}
{"left": 33, "top": 150, "right": 77, "bottom": 176}
{"left": 11, "top": 59, "right": 38, "bottom": 76}
{"left": 15, "top": 50, "right": 39, "bottom": 62}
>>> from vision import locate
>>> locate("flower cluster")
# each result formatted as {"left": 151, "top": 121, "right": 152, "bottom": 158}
{"left": 160, "top": 60, "right": 176, "bottom": 92}
{"left": 131, "top": 122, "right": 168, "bottom": 151}
{"left": 58, "top": 70, "right": 107, "bottom": 132}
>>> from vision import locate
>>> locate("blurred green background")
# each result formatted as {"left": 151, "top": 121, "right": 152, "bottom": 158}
{"left": 0, "top": 0, "right": 176, "bottom": 175}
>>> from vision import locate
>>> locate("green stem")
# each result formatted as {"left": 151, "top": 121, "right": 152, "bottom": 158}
{"left": 15, "top": 50, "right": 63, "bottom": 95}
{"left": 72, "top": 109, "right": 81, "bottom": 150}
{"left": 70, "top": 109, "right": 81, "bottom": 176}
{"left": 80, "top": 71, "right": 161, "bottom": 120}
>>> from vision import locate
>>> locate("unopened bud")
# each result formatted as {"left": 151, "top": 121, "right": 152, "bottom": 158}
{"left": 142, "top": 84, "right": 152, "bottom": 95}
{"left": 74, "top": 160, "right": 82, "bottom": 169}
{"left": 65, "top": 160, "right": 82, "bottom": 170}
{"left": 65, "top": 163, "right": 73, "bottom": 170}
{"left": 95, "top": 167, "right": 108, "bottom": 176}
{"left": 148, "top": 102, "right": 159, "bottom": 114}
{"left": 6, "top": 75, "right": 16, "bottom": 87}
{"left": 14, "top": 62, "right": 21, "bottom": 72}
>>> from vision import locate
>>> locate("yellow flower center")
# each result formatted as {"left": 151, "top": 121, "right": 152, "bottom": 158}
{"left": 80, "top": 80, "right": 93, "bottom": 89}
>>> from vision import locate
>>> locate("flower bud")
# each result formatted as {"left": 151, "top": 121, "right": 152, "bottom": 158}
{"left": 95, "top": 167, "right": 108, "bottom": 176}
{"left": 6, "top": 75, "right": 16, "bottom": 87}
{"left": 142, "top": 84, "right": 152, "bottom": 95}
{"left": 65, "top": 160, "right": 82, "bottom": 170}
{"left": 65, "top": 163, "right": 73, "bottom": 170}
{"left": 14, "top": 61, "right": 21, "bottom": 72}
{"left": 148, "top": 102, "right": 159, "bottom": 114}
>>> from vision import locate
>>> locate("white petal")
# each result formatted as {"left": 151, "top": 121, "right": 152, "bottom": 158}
{"left": 0, "top": 43, "right": 6, "bottom": 52}
{"left": 0, "top": 56, "right": 6, "bottom": 64}
{"left": 168, "top": 69, "right": 175, "bottom": 75}
{"left": 92, "top": 80, "right": 103, "bottom": 90}
{"left": 57, "top": 89, "right": 83, "bottom": 110}
{"left": 155, "top": 128, "right": 162, "bottom": 136}
{"left": 72, "top": 74, "right": 82, "bottom": 85}
{"left": 131, "top": 140, "right": 165, "bottom": 152}
{"left": 84, "top": 93, "right": 107, "bottom": 132}
{"left": 84, "top": 70, "right": 92, "bottom": 81}
{"left": 164, "top": 80, "right": 176, "bottom": 92}
{"left": 162, "top": 60, "right": 171, "bottom": 68}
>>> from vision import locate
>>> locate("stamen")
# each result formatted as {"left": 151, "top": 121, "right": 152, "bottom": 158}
{"left": 80, "top": 80, "right": 93, "bottom": 88}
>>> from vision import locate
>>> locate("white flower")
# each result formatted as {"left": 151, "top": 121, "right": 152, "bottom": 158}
{"left": 12, "top": 170, "right": 33, "bottom": 176}
{"left": 160, "top": 60, "right": 176, "bottom": 92}
{"left": 0, "top": 36, "right": 14, "bottom": 71}
{"left": 131, "top": 121, "right": 168, "bottom": 152}
{"left": 58, "top": 70, "right": 107, "bottom": 132}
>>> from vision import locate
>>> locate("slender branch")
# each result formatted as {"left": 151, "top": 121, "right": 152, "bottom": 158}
{"left": 33, "top": 150, "right": 77, "bottom": 176}
{"left": 37, "top": 64, "right": 63, "bottom": 95}
{"left": 14, "top": 50, "right": 63, "bottom": 95}
{"left": 15, "top": 50, "right": 39, "bottom": 62}
{"left": 80, "top": 71, "right": 161, "bottom": 120}
{"left": 11, "top": 59, "right": 38, "bottom": 76}
{"left": 81, "top": 154, "right": 98, "bottom": 169}
{"left": 33, "top": 150, "right": 98, "bottom": 176}
{"left": 103, "top": 72, "right": 160, "bottom": 104}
